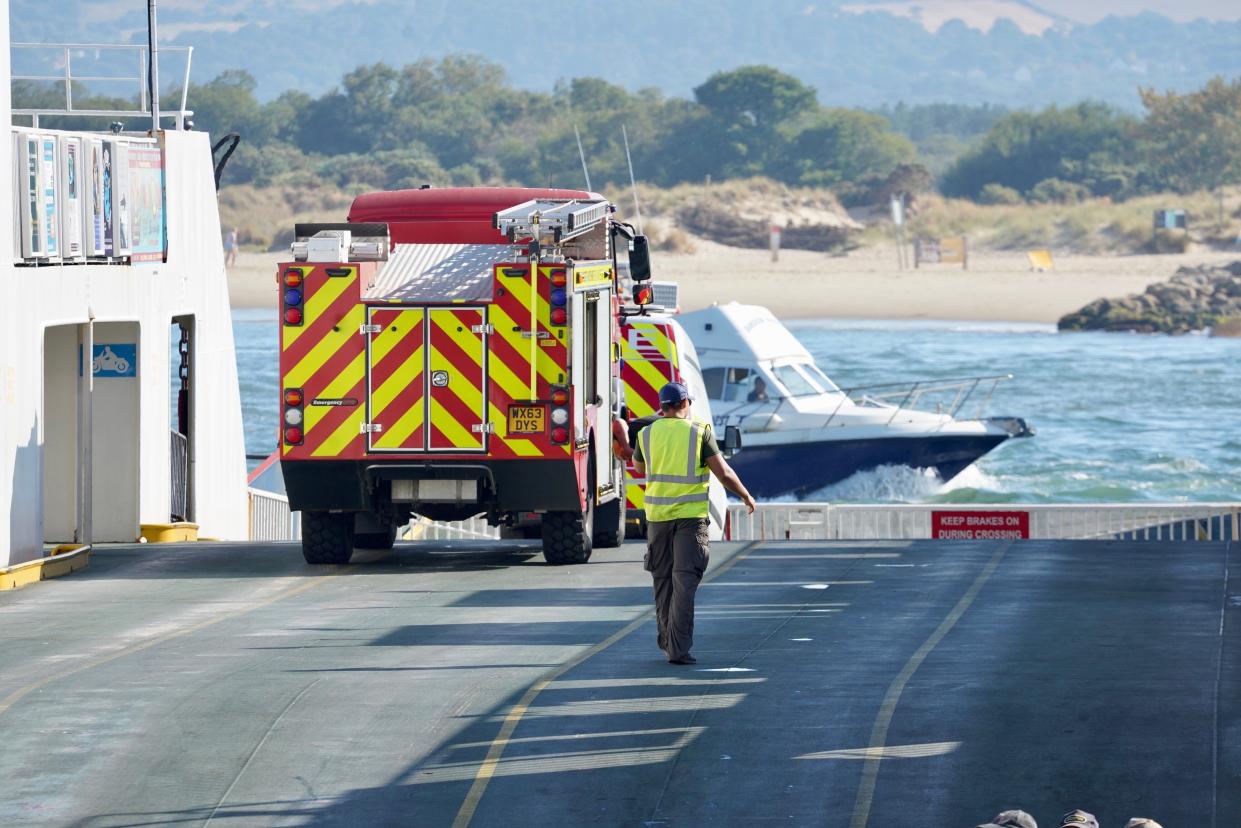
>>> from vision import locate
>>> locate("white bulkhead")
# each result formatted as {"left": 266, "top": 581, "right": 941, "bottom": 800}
{"left": 0, "top": 15, "right": 248, "bottom": 566}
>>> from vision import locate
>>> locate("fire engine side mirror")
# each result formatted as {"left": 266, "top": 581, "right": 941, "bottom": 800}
{"left": 629, "top": 235, "right": 652, "bottom": 281}
{"left": 632, "top": 283, "right": 654, "bottom": 306}
{"left": 723, "top": 425, "right": 742, "bottom": 457}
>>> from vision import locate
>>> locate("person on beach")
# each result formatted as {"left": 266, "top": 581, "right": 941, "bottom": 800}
{"left": 632, "top": 381, "right": 756, "bottom": 665}
{"left": 224, "top": 227, "right": 239, "bottom": 267}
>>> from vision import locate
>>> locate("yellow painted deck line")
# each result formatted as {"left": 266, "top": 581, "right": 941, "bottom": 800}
{"left": 139, "top": 523, "right": 199, "bottom": 543}
{"left": 0, "top": 562, "right": 356, "bottom": 716}
{"left": 449, "top": 542, "right": 760, "bottom": 828}
{"left": 848, "top": 543, "right": 1009, "bottom": 828}
{"left": 0, "top": 546, "right": 90, "bottom": 591}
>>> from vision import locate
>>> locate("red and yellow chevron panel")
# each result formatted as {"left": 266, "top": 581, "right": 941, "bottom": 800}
{"left": 281, "top": 264, "right": 367, "bottom": 460}
{"left": 428, "top": 307, "right": 486, "bottom": 452}
{"left": 281, "top": 258, "right": 598, "bottom": 462}
{"left": 620, "top": 320, "right": 681, "bottom": 511}
{"left": 487, "top": 264, "right": 571, "bottom": 460}
{"left": 367, "top": 307, "right": 425, "bottom": 451}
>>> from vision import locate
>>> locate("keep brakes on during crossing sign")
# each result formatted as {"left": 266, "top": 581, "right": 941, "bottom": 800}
{"left": 931, "top": 510, "right": 1029, "bottom": 540}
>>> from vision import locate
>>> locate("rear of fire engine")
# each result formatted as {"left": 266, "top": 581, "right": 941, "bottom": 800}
{"left": 277, "top": 188, "right": 634, "bottom": 565}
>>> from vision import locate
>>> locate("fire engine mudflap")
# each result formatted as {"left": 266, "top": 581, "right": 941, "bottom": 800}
{"left": 277, "top": 188, "right": 637, "bottom": 565}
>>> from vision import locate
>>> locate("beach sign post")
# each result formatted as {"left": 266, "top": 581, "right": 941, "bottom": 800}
{"left": 890, "top": 194, "right": 907, "bottom": 269}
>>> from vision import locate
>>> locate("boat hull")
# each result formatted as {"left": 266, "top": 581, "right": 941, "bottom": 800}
{"left": 730, "top": 432, "right": 1012, "bottom": 499}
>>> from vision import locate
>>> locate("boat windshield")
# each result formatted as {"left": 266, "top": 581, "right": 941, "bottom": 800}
{"left": 772, "top": 363, "right": 819, "bottom": 397}
{"left": 703, "top": 366, "right": 762, "bottom": 402}
{"left": 804, "top": 363, "right": 840, "bottom": 393}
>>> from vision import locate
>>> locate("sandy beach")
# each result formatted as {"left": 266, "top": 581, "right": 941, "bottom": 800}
{"left": 228, "top": 244, "right": 1241, "bottom": 323}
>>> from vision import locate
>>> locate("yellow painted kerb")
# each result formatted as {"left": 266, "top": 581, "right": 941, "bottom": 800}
{"left": 139, "top": 523, "right": 200, "bottom": 543}
{"left": 0, "top": 546, "right": 90, "bottom": 591}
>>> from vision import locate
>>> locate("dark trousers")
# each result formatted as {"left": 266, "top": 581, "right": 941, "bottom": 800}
{"left": 645, "top": 517, "right": 710, "bottom": 661}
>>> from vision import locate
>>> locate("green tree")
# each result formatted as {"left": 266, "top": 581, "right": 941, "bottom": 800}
{"left": 1138, "top": 76, "right": 1241, "bottom": 193}
{"left": 186, "top": 70, "right": 274, "bottom": 144}
{"left": 692, "top": 66, "right": 817, "bottom": 176}
{"left": 780, "top": 108, "right": 915, "bottom": 187}
{"left": 942, "top": 102, "right": 1137, "bottom": 199}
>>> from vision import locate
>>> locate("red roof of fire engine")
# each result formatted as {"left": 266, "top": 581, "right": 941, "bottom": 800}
{"left": 348, "top": 187, "right": 597, "bottom": 245}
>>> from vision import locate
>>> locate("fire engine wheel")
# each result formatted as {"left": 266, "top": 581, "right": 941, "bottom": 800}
{"left": 301, "top": 511, "right": 355, "bottom": 565}
{"left": 541, "top": 505, "right": 593, "bottom": 565}
{"left": 355, "top": 522, "right": 397, "bottom": 550}
{"left": 592, "top": 474, "right": 626, "bottom": 549}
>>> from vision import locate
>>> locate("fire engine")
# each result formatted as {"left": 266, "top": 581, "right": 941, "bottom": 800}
{"left": 617, "top": 282, "right": 734, "bottom": 540}
{"left": 277, "top": 187, "right": 652, "bottom": 565}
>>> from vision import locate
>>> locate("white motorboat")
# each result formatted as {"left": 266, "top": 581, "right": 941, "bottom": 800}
{"left": 678, "top": 303, "right": 1033, "bottom": 499}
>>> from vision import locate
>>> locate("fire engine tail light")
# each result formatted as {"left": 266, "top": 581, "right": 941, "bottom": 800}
{"left": 283, "top": 268, "right": 305, "bottom": 326}
{"left": 550, "top": 385, "right": 570, "bottom": 444}
{"left": 550, "top": 270, "right": 568, "bottom": 288}
{"left": 549, "top": 275, "right": 567, "bottom": 326}
{"left": 283, "top": 387, "right": 304, "bottom": 445}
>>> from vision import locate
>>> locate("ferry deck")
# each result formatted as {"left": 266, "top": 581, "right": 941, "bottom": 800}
{"left": 0, "top": 536, "right": 1235, "bottom": 826}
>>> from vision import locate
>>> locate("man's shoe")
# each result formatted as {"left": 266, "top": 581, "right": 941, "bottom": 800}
{"left": 668, "top": 655, "right": 697, "bottom": 665}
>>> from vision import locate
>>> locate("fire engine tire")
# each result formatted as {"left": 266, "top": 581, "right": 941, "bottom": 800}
{"left": 301, "top": 511, "right": 355, "bottom": 565}
{"left": 541, "top": 506, "right": 593, "bottom": 565}
{"left": 592, "top": 481, "right": 626, "bottom": 549}
{"left": 625, "top": 517, "right": 647, "bottom": 541}
{"left": 355, "top": 523, "right": 397, "bottom": 550}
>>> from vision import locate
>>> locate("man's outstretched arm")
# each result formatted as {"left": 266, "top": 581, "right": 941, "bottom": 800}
{"left": 706, "top": 454, "right": 756, "bottom": 514}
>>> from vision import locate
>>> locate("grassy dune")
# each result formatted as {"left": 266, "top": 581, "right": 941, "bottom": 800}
{"left": 220, "top": 179, "right": 1241, "bottom": 259}
{"left": 895, "top": 191, "right": 1241, "bottom": 255}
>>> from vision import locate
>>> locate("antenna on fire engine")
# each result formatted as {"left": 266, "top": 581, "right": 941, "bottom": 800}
{"left": 574, "top": 124, "right": 593, "bottom": 192}
{"left": 622, "top": 124, "right": 643, "bottom": 235}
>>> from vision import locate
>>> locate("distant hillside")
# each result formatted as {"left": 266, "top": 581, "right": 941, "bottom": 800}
{"left": 12, "top": 0, "right": 1241, "bottom": 107}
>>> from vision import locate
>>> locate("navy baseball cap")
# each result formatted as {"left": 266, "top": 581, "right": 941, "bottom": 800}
{"left": 658, "top": 382, "right": 691, "bottom": 406}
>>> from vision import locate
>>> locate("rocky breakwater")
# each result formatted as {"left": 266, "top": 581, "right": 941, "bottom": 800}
{"left": 1058, "top": 261, "right": 1241, "bottom": 335}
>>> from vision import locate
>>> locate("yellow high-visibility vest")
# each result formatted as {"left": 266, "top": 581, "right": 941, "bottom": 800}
{"left": 641, "top": 417, "right": 711, "bottom": 522}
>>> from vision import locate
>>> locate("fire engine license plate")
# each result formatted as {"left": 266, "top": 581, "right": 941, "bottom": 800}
{"left": 507, "top": 405, "right": 546, "bottom": 434}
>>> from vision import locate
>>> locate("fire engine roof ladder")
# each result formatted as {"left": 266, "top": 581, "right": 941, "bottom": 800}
{"left": 493, "top": 198, "right": 611, "bottom": 396}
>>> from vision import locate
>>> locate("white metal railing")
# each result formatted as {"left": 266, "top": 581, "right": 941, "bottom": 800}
{"left": 403, "top": 514, "right": 500, "bottom": 541}
{"left": 723, "top": 374, "right": 1014, "bottom": 433}
{"left": 12, "top": 43, "right": 194, "bottom": 130}
{"left": 247, "top": 488, "right": 300, "bottom": 541}
{"left": 726, "top": 502, "right": 1241, "bottom": 542}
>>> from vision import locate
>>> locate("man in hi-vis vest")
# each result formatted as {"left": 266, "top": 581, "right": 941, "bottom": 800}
{"left": 633, "top": 382, "right": 756, "bottom": 664}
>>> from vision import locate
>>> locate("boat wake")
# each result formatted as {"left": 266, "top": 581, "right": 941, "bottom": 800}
{"left": 798, "top": 463, "right": 1005, "bottom": 504}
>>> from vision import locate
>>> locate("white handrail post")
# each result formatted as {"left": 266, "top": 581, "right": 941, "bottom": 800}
{"left": 63, "top": 46, "right": 72, "bottom": 111}
{"left": 178, "top": 47, "right": 194, "bottom": 130}
{"left": 148, "top": 0, "right": 161, "bottom": 133}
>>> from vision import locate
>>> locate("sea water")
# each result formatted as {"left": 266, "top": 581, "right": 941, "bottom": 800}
{"left": 232, "top": 310, "right": 1241, "bottom": 504}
